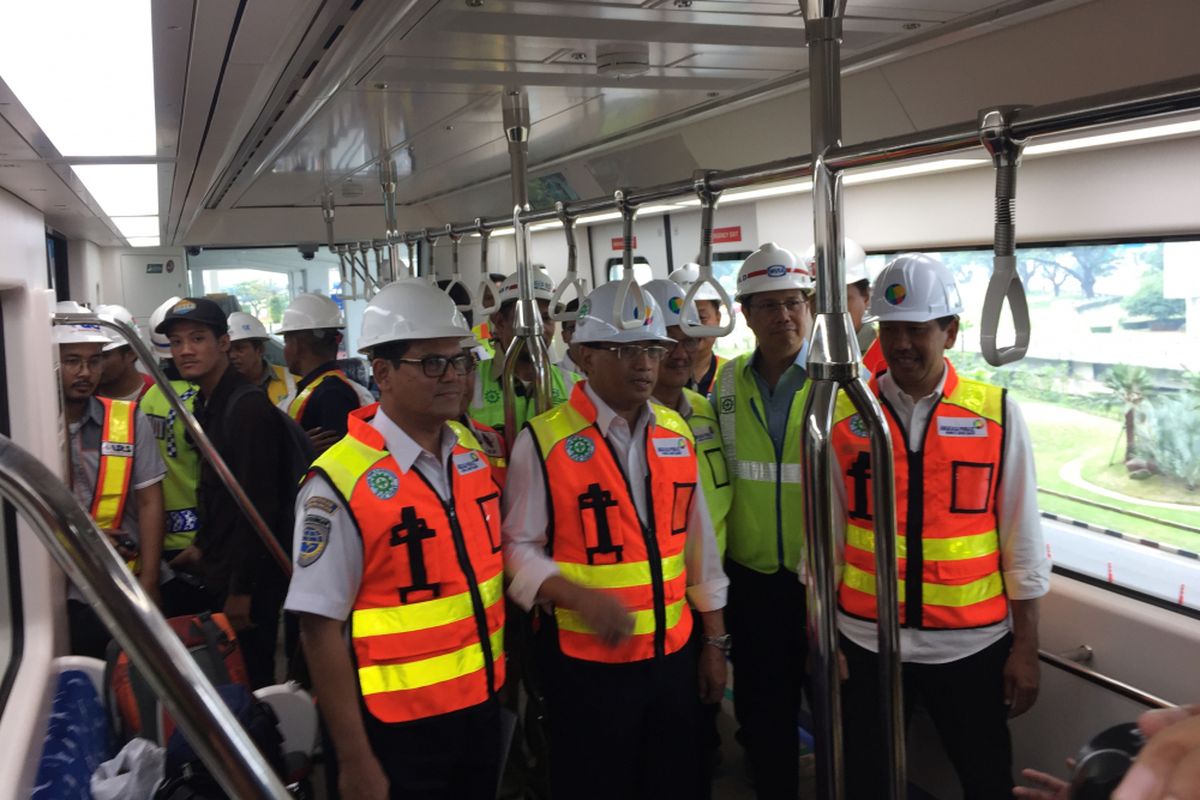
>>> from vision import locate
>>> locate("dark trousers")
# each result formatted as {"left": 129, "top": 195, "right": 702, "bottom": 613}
{"left": 237, "top": 582, "right": 285, "bottom": 690}
{"left": 690, "top": 616, "right": 722, "bottom": 800}
{"left": 841, "top": 633, "right": 1015, "bottom": 800}
{"left": 538, "top": 631, "right": 701, "bottom": 800}
{"left": 725, "top": 560, "right": 808, "bottom": 800}
{"left": 68, "top": 599, "right": 111, "bottom": 659}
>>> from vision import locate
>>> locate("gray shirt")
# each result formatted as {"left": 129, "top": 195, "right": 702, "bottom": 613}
{"left": 750, "top": 340, "right": 810, "bottom": 454}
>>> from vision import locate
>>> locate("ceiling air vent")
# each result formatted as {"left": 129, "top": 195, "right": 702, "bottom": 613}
{"left": 596, "top": 42, "right": 650, "bottom": 78}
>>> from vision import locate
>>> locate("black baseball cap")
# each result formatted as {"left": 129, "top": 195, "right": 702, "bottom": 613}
{"left": 154, "top": 297, "right": 229, "bottom": 336}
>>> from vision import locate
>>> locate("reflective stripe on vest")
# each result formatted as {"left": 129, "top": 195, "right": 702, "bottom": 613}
{"left": 287, "top": 369, "right": 360, "bottom": 421}
{"left": 309, "top": 404, "right": 505, "bottom": 723}
{"left": 713, "top": 354, "right": 809, "bottom": 574}
{"left": 831, "top": 362, "right": 1008, "bottom": 630}
{"left": 140, "top": 381, "right": 200, "bottom": 550}
{"left": 528, "top": 382, "right": 695, "bottom": 664}
{"left": 680, "top": 388, "right": 731, "bottom": 558}
{"left": 91, "top": 397, "right": 137, "bottom": 530}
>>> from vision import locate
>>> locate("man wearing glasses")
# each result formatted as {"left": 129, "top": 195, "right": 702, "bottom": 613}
{"left": 503, "top": 280, "right": 728, "bottom": 800}
{"left": 710, "top": 242, "right": 815, "bottom": 800}
{"left": 286, "top": 281, "right": 506, "bottom": 800}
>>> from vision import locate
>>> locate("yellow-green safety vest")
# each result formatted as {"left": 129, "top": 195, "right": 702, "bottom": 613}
{"left": 139, "top": 380, "right": 200, "bottom": 551}
{"left": 469, "top": 357, "right": 576, "bottom": 433}
{"left": 663, "top": 389, "right": 732, "bottom": 558}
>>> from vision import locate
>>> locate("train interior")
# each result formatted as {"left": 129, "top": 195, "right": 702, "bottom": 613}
{"left": 0, "top": 0, "right": 1198, "bottom": 796}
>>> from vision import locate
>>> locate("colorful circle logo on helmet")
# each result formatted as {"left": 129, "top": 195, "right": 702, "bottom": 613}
{"left": 884, "top": 283, "right": 907, "bottom": 305}
{"left": 668, "top": 296, "right": 683, "bottom": 314}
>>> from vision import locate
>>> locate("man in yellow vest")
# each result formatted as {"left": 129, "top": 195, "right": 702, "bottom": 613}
{"left": 468, "top": 267, "right": 578, "bottom": 438}
{"left": 285, "top": 281, "right": 505, "bottom": 800}
{"left": 279, "top": 292, "right": 372, "bottom": 452}
{"left": 832, "top": 255, "right": 1047, "bottom": 799}
{"left": 668, "top": 263, "right": 727, "bottom": 396}
{"left": 56, "top": 304, "right": 166, "bottom": 656}
{"left": 227, "top": 310, "right": 296, "bottom": 406}
{"left": 503, "top": 280, "right": 728, "bottom": 800}
{"left": 709, "top": 242, "right": 813, "bottom": 800}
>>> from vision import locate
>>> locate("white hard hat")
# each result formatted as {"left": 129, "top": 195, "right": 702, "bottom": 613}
{"left": 278, "top": 293, "right": 343, "bottom": 333}
{"left": 641, "top": 279, "right": 700, "bottom": 329}
{"left": 358, "top": 280, "right": 473, "bottom": 354}
{"left": 801, "top": 238, "right": 869, "bottom": 284}
{"left": 95, "top": 304, "right": 135, "bottom": 352}
{"left": 148, "top": 297, "right": 181, "bottom": 357}
{"left": 54, "top": 301, "right": 111, "bottom": 346}
{"left": 667, "top": 262, "right": 721, "bottom": 301}
{"left": 497, "top": 268, "right": 555, "bottom": 304}
{"left": 228, "top": 311, "right": 270, "bottom": 342}
{"left": 572, "top": 281, "right": 674, "bottom": 346}
{"left": 735, "top": 243, "right": 812, "bottom": 300}
{"left": 864, "top": 253, "right": 963, "bottom": 324}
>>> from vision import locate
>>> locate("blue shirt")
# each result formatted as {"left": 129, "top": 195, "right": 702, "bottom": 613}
{"left": 750, "top": 340, "right": 809, "bottom": 456}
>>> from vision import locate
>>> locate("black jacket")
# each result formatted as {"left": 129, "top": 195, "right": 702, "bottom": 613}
{"left": 294, "top": 360, "right": 362, "bottom": 438}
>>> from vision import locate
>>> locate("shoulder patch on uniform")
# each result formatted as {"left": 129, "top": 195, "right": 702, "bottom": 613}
{"left": 304, "top": 496, "right": 339, "bottom": 515}
{"left": 564, "top": 434, "right": 595, "bottom": 463}
{"left": 298, "top": 514, "right": 331, "bottom": 567}
{"left": 365, "top": 468, "right": 400, "bottom": 500}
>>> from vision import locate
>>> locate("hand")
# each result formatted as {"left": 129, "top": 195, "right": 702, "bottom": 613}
{"left": 1004, "top": 642, "right": 1040, "bottom": 718}
{"left": 338, "top": 752, "right": 389, "bottom": 800}
{"left": 697, "top": 643, "right": 727, "bottom": 704}
{"left": 169, "top": 545, "right": 202, "bottom": 570}
{"left": 1112, "top": 704, "right": 1200, "bottom": 800}
{"left": 223, "top": 593, "right": 253, "bottom": 632}
{"left": 104, "top": 531, "right": 138, "bottom": 561}
{"left": 307, "top": 427, "right": 341, "bottom": 454}
{"left": 1013, "top": 766, "right": 1071, "bottom": 799}
{"left": 570, "top": 587, "right": 634, "bottom": 647}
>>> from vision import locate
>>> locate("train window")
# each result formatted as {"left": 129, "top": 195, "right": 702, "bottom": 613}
{"left": 872, "top": 240, "right": 1200, "bottom": 611}
{"left": 606, "top": 257, "right": 654, "bottom": 286}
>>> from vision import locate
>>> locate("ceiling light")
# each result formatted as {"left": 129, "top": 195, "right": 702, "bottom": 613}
{"left": 73, "top": 165, "right": 159, "bottom": 217}
{"left": 488, "top": 227, "right": 516, "bottom": 237}
{"left": 1024, "top": 118, "right": 1200, "bottom": 156}
{"left": 0, "top": 0, "right": 155, "bottom": 157}
{"left": 111, "top": 215, "right": 160, "bottom": 239}
{"left": 528, "top": 221, "right": 561, "bottom": 232}
{"left": 842, "top": 158, "right": 983, "bottom": 185}
{"left": 576, "top": 211, "right": 623, "bottom": 225}
{"left": 126, "top": 236, "right": 161, "bottom": 248}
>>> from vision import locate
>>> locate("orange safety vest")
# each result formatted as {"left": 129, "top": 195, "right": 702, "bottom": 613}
{"left": 831, "top": 362, "right": 1008, "bottom": 630}
{"left": 286, "top": 369, "right": 360, "bottom": 421}
{"left": 91, "top": 397, "right": 137, "bottom": 530}
{"left": 458, "top": 417, "right": 507, "bottom": 487}
{"left": 527, "top": 383, "right": 696, "bottom": 664}
{"left": 307, "top": 405, "right": 506, "bottom": 723}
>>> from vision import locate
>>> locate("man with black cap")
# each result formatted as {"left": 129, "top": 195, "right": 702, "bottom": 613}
{"left": 157, "top": 297, "right": 293, "bottom": 688}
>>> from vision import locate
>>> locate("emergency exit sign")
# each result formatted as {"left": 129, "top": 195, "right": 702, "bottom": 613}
{"left": 713, "top": 226, "right": 742, "bottom": 243}
{"left": 612, "top": 236, "right": 638, "bottom": 250}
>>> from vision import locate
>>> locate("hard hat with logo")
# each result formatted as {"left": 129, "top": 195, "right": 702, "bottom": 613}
{"left": 641, "top": 279, "right": 700, "bottom": 329}
{"left": 800, "top": 238, "right": 869, "bottom": 284}
{"left": 735, "top": 242, "right": 813, "bottom": 300}
{"left": 148, "top": 296, "right": 182, "bottom": 357}
{"left": 667, "top": 262, "right": 721, "bottom": 301}
{"left": 54, "top": 301, "right": 112, "bottom": 346}
{"left": 278, "top": 293, "right": 344, "bottom": 333}
{"left": 497, "top": 268, "right": 555, "bottom": 304}
{"left": 95, "top": 304, "right": 136, "bottom": 351}
{"left": 227, "top": 311, "right": 270, "bottom": 342}
{"left": 358, "top": 280, "right": 474, "bottom": 354}
{"left": 864, "top": 253, "right": 963, "bottom": 324}
{"left": 571, "top": 281, "right": 674, "bottom": 345}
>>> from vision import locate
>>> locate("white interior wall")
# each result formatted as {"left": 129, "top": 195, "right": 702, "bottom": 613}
{"left": 64, "top": 239, "right": 103, "bottom": 307}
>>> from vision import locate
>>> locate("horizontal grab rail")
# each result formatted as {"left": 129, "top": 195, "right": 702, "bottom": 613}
{"left": 1039, "top": 649, "right": 1175, "bottom": 710}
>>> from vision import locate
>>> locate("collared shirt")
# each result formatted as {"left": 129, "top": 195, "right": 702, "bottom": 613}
{"left": 503, "top": 382, "right": 728, "bottom": 613}
{"left": 750, "top": 340, "right": 810, "bottom": 452}
{"left": 834, "top": 367, "right": 1051, "bottom": 664}
{"left": 284, "top": 408, "right": 459, "bottom": 621}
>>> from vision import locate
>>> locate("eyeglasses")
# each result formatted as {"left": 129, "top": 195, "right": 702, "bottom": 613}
{"left": 61, "top": 355, "right": 104, "bottom": 372}
{"left": 393, "top": 353, "right": 477, "bottom": 378}
{"left": 744, "top": 298, "right": 807, "bottom": 315}
{"left": 585, "top": 343, "right": 670, "bottom": 362}
{"left": 669, "top": 337, "right": 700, "bottom": 353}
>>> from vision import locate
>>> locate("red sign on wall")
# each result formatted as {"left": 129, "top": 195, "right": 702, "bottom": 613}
{"left": 712, "top": 226, "right": 742, "bottom": 244}
{"left": 612, "top": 236, "right": 638, "bottom": 251}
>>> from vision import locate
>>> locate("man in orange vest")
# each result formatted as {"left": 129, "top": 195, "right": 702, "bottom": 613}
{"left": 503, "top": 281, "right": 729, "bottom": 800}
{"left": 56, "top": 304, "right": 166, "bottom": 656}
{"left": 831, "top": 255, "right": 1048, "bottom": 799}
{"left": 286, "top": 281, "right": 505, "bottom": 800}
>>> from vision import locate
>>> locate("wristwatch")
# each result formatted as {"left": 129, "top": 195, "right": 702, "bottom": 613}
{"left": 703, "top": 633, "right": 732, "bottom": 654}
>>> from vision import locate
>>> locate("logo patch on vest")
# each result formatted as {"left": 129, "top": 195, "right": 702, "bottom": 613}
{"left": 304, "top": 496, "right": 339, "bottom": 515}
{"left": 564, "top": 434, "right": 595, "bottom": 463}
{"left": 365, "top": 468, "right": 400, "bottom": 499}
{"left": 937, "top": 417, "right": 987, "bottom": 437}
{"left": 695, "top": 429, "right": 715, "bottom": 443}
{"left": 484, "top": 387, "right": 501, "bottom": 404}
{"left": 847, "top": 414, "right": 869, "bottom": 438}
{"left": 653, "top": 437, "right": 690, "bottom": 458}
{"left": 298, "top": 514, "right": 331, "bottom": 567}
{"left": 453, "top": 450, "right": 487, "bottom": 476}
{"left": 718, "top": 396, "right": 734, "bottom": 414}
{"left": 101, "top": 441, "right": 134, "bottom": 457}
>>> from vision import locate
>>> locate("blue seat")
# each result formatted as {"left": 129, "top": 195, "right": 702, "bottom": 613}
{"left": 31, "top": 670, "right": 114, "bottom": 800}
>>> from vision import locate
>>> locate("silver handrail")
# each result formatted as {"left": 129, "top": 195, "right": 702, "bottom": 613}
{"left": 1039, "top": 650, "right": 1175, "bottom": 710}
{"left": 52, "top": 314, "right": 292, "bottom": 576}
{"left": 0, "top": 433, "right": 291, "bottom": 799}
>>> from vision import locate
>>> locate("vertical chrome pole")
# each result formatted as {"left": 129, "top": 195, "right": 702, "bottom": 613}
{"left": 798, "top": 1, "right": 905, "bottom": 798}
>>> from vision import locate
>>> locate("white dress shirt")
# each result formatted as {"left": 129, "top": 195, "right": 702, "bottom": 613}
{"left": 835, "top": 367, "right": 1051, "bottom": 664}
{"left": 283, "top": 407, "right": 459, "bottom": 621}
{"left": 503, "top": 382, "right": 729, "bottom": 613}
